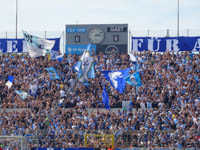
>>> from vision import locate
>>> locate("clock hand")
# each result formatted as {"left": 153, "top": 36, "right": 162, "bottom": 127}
{"left": 95, "top": 32, "right": 103, "bottom": 37}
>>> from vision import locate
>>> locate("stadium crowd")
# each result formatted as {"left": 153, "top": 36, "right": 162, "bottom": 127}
{"left": 0, "top": 51, "right": 199, "bottom": 149}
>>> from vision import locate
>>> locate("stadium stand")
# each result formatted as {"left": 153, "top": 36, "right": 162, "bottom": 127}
{"left": 0, "top": 51, "right": 199, "bottom": 149}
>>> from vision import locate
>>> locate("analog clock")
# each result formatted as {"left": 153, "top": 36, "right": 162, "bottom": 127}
{"left": 88, "top": 28, "right": 104, "bottom": 44}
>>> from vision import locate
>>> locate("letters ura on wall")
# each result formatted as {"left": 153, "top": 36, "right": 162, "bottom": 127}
{"left": 131, "top": 37, "right": 200, "bottom": 52}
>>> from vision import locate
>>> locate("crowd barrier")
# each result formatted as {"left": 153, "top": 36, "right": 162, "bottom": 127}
{"left": 32, "top": 148, "right": 94, "bottom": 150}
{"left": 0, "top": 129, "right": 199, "bottom": 149}
{"left": 30, "top": 147, "right": 198, "bottom": 150}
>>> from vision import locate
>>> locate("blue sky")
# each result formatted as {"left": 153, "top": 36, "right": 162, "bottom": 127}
{"left": 0, "top": 0, "right": 200, "bottom": 36}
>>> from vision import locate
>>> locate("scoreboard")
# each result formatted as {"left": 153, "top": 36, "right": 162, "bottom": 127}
{"left": 65, "top": 24, "right": 128, "bottom": 55}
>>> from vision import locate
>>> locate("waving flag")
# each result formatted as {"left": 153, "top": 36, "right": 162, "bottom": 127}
{"left": 129, "top": 52, "right": 137, "bottom": 62}
{"left": 5, "top": 75, "right": 14, "bottom": 89}
{"left": 15, "top": 90, "right": 28, "bottom": 100}
{"left": 102, "top": 68, "right": 130, "bottom": 94}
{"left": 23, "top": 31, "right": 55, "bottom": 58}
{"left": 102, "top": 86, "right": 110, "bottom": 109}
{"left": 45, "top": 67, "right": 60, "bottom": 80}
{"left": 125, "top": 72, "right": 142, "bottom": 86}
{"left": 74, "top": 43, "right": 95, "bottom": 84}
{"left": 56, "top": 55, "right": 63, "bottom": 63}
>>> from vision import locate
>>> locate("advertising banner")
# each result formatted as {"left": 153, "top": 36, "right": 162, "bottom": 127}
{"left": 0, "top": 38, "right": 60, "bottom": 53}
{"left": 66, "top": 44, "right": 96, "bottom": 55}
{"left": 131, "top": 36, "right": 200, "bottom": 52}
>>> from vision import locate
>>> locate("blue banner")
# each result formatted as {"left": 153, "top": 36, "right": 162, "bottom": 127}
{"left": 66, "top": 44, "right": 96, "bottom": 55}
{"left": 131, "top": 36, "right": 200, "bottom": 52}
{"left": 0, "top": 38, "right": 60, "bottom": 53}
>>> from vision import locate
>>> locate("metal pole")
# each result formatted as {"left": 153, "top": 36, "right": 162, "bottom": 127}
{"left": 44, "top": 31, "right": 47, "bottom": 39}
{"left": 177, "top": 0, "right": 180, "bottom": 37}
{"left": 128, "top": 30, "right": 130, "bottom": 53}
{"left": 63, "top": 31, "right": 65, "bottom": 55}
{"left": 129, "top": 30, "right": 133, "bottom": 53}
{"left": 16, "top": 0, "right": 18, "bottom": 39}
{"left": 21, "top": 137, "right": 23, "bottom": 150}
{"left": 187, "top": 28, "right": 189, "bottom": 37}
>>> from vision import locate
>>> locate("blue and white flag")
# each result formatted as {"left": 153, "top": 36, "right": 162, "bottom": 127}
{"left": 45, "top": 67, "right": 60, "bottom": 80}
{"left": 23, "top": 31, "right": 55, "bottom": 58}
{"left": 73, "top": 61, "right": 83, "bottom": 78}
{"left": 74, "top": 43, "right": 95, "bottom": 83}
{"left": 102, "top": 86, "right": 110, "bottom": 109}
{"left": 102, "top": 68, "right": 130, "bottom": 94}
{"left": 56, "top": 55, "right": 63, "bottom": 63}
{"left": 5, "top": 75, "right": 14, "bottom": 89}
{"left": 15, "top": 90, "right": 28, "bottom": 100}
{"left": 125, "top": 72, "right": 142, "bottom": 87}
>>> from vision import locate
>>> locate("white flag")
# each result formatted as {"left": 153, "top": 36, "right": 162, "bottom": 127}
{"left": 128, "top": 52, "right": 137, "bottom": 62}
{"left": 26, "top": 42, "right": 47, "bottom": 58}
{"left": 23, "top": 31, "right": 55, "bottom": 58}
{"left": 15, "top": 90, "right": 28, "bottom": 100}
{"left": 79, "top": 44, "right": 94, "bottom": 82}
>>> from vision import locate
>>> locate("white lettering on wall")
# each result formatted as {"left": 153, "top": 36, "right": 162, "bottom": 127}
{"left": 132, "top": 39, "right": 143, "bottom": 51}
{"left": 147, "top": 38, "right": 161, "bottom": 51}
{"left": 166, "top": 39, "right": 180, "bottom": 51}
{"left": 7, "top": 40, "right": 18, "bottom": 53}
{"left": 22, "top": 40, "right": 28, "bottom": 52}
{"left": 193, "top": 39, "right": 200, "bottom": 51}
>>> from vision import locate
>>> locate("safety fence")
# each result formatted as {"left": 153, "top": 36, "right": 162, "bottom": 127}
{"left": 130, "top": 29, "right": 200, "bottom": 37}
{"left": 0, "top": 130, "right": 199, "bottom": 149}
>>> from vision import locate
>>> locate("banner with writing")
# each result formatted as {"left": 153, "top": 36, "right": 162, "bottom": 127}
{"left": 131, "top": 36, "right": 200, "bottom": 52}
{"left": 0, "top": 38, "right": 60, "bottom": 53}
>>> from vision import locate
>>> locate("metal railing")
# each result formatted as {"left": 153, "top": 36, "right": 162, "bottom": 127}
{"left": 130, "top": 29, "right": 200, "bottom": 37}
{"left": 0, "top": 130, "right": 199, "bottom": 149}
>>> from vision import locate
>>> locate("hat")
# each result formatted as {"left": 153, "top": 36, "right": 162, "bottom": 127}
{"left": 60, "top": 84, "right": 64, "bottom": 89}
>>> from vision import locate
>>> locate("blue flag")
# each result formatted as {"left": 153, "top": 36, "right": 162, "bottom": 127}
{"left": 45, "top": 67, "right": 60, "bottom": 80}
{"left": 102, "top": 86, "right": 110, "bottom": 109}
{"left": 125, "top": 72, "right": 142, "bottom": 87}
{"left": 74, "top": 43, "right": 95, "bottom": 84}
{"left": 5, "top": 75, "right": 14, "bottom": 89}
{"left": 102, "top": 68, "right": 130, "bottom": 94}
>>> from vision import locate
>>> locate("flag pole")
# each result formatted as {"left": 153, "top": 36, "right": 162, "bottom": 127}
{"left": 59, "top": 31, "right": 65, "bottom": 55}
{"left": 177, "top": 0, "right": 180, "bottom": 37}
{"left": 128, "top": 30, "right": 130, "bottom": 53}
{"left": 16, "top": 0, "right": 18, "bottom": 39}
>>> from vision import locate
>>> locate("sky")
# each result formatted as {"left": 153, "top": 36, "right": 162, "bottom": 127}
{"left": 0, "top": 0, "right": 200, "bottom": 36}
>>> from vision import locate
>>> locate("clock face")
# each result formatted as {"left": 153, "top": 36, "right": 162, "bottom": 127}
{"left": 88, "top": 28, "right": 104, "bottom": 44}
